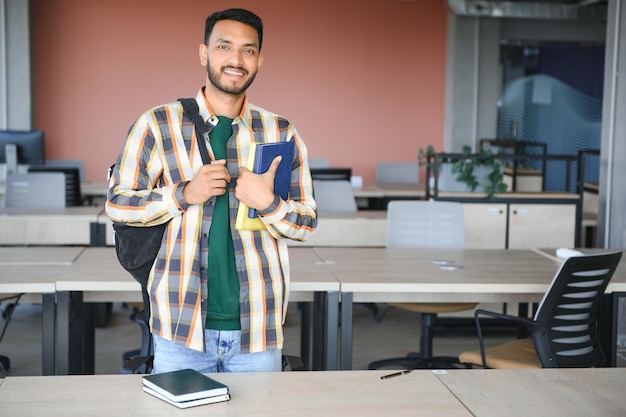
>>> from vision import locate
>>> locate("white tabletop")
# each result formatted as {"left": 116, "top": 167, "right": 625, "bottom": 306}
{"left": 0, "top": 246, "right": 85, "bottom": 266}
{"left": 436, "top": 368, "right": 626, "bottom": 417}
{"left": 80, "top": 180, "right": 109, "bottom": 197}
{"left": 352, "top": 183, "right": 426, "bottom": 198}
{"left": 0, "top": 206, "right": 104, "bottom": 245}
{"left": 0, "top": 370, "right": 471, "bottom": 417}
{"left": 533, "top": 247, "right": 626, "bottom": 292}
{"left": 55, "top": 247, "right": 339, "bottom": 298}
{"left": 0, "top": 265, "right": 62, "bottom": 294}
{"left": 314, "top": 247, "right": 567, "bottom": 303}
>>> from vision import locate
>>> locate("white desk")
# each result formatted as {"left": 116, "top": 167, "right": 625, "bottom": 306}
{"left": 80, "top": 180, "right": 108, "bottom": 198}
{"left": 353, "top": 183, "right": 426, "bottom": 209}
{"left": 352, "top": 183, "right": 426, "bottom": 199}
{"left": 101, "top": 211, "right": 388, "bottom": 248}
{"left": 288, "top": 210, "right": 387, "bottom": 247}
{"left": 0, "top": 246, "right": 85, "bottom": 266}
{"left": 3, "top": 369, "right": 624, "bottom": 416}
{"left": 0, "top": 370, "right": 471, "bottom": 417}
{"left": 436, "top": 368, "right": 626, "bottom": 416}
{"left": 0, "top": 246, "right": 86, "bottom": 375}
{"left": 55, "top": 247, "right": 340, "bottom": 374}
{"left": 311, "top": 247, "right": 622, "bottom": 369}
{"left": 533, "top": 247, "right": 626, "bottom": 284}
{"left": 0, "top": 206, "right": 106, "bottom": 245}
{"left": 0, "top": 265, "right": 61, "bottom": 375}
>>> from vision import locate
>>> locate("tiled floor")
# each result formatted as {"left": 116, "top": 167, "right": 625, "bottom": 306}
{"left": 0, "top": 301, "right": 513, "bottom": 376}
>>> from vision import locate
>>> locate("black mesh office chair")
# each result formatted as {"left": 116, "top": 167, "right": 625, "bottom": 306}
{"left": 459, "top": 251, "right": 623, "bottom": 368}
{"left": 121, "top": 287, "right": 153, "bottom": 374}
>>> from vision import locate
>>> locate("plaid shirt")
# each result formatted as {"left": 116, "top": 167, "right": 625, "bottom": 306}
{"left": 106, "top": 88, "right": 317, "bottom": 353}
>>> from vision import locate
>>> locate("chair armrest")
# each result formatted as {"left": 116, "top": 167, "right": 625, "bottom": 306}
{"left": 473, "top": 309, "right": 533, "bottom": 369}
{"left": 474, "top": 309, "right": 533, "bottom": 327}
{"left": 121, "top": 355, "right": 153, "bottom": 374}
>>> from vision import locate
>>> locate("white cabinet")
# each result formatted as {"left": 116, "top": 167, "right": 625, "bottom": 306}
{"left": 508, "top": 203, "right": 576, "bottom": 249}
{"left": 462, "top": 200, "right": 578, "bottom": 249}
{"left": 463, "top": 204, "right": 507, "bottom": 249}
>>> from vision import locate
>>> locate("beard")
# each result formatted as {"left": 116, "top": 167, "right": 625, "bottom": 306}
{"left": 207, "top": 61, "right": 258, "bottom": 95}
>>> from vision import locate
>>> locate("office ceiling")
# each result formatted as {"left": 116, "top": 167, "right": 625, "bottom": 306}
{"left": 447, "top": 0, "right": 608, "bottom": 20}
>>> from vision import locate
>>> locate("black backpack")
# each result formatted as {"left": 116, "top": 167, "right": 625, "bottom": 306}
{"left": 111, "top": 98, "right": 210, "bottom": 287}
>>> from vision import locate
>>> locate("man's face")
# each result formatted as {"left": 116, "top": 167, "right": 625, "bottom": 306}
{"left": 201, "top": 20, "right": 263, "bottom": 96}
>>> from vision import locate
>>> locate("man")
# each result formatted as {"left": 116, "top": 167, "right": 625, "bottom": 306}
{"left": 106, "top": 8, "right": 317, "bottom": 373}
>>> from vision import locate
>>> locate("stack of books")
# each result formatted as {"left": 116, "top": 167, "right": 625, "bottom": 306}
{"left": 142, "top": 368, "right": 230, "bottom": 409}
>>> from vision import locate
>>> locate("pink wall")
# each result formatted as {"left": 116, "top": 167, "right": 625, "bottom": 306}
{"left": 32, "top": 0, "right": 448, "bottom": 182}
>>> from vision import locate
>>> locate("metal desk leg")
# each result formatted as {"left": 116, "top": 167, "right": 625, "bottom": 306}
{"left": 310, "top": 291, "right": 339, "bottom": 371}
{"left": 324, "top": 291, "right": 339, "bottom": 371}
{"left": 299, "top": 302, "right": 311, "bottom": 370}
{"left": 312, "top": 292, "right": 326, "bottom": 370}
{"left": 82, "top": 302, "right": 95, "bottom": 374}
{"left": 56, "top": 291, "right": 94, "bottom": 374}
{"left": 41, "top": 293, "right": 56, "bottom": 375}
{"left": 340, "top": 292, "right": 353, "bottom": 370}
{"left": 56, "top": 291, "right": 70, "bottom": 375}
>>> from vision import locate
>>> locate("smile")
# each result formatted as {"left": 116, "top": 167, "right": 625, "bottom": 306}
{"left": 223, "top": 68, "right": 246, "bottom": 77}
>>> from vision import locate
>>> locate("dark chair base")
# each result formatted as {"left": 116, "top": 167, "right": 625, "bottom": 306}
{"left": 121, "top": 302, "right": 153, "bottom": 374}
{"left": 282, "top": 355, "right": 306, "bottom": 371}
{"left": 354, "top": 302, "right": 379, "bottom": 319}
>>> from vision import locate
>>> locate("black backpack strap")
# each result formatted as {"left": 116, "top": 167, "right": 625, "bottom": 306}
{"left": 178, "top": 98, "right": 211, "bottom": 165}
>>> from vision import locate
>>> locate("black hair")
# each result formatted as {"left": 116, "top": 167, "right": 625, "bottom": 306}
{"left": 204, "top": 8, "right": 263, "bottom": 51}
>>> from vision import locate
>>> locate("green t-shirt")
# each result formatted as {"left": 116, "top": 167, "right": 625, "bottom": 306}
{"left": 205, "top": 116, "right": 240, "bottom": 330}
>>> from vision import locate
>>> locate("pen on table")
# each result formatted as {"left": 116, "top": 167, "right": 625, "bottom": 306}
{"left": 380, "top": 369, "right": 412, "bottom": 380}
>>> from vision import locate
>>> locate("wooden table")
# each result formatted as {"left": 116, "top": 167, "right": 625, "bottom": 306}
{"left": 54, "top": 247, "right": 340, "bottom": 374}
{"left": 435, "top": 368, "right": 626, "bottom": 416}
{"left": 312, "top": 247, "right": 626, "bottom": 369}
{"left": 0, "top": 370, "right": 471, "bottom": 417}
{"left": 3, "top": 369, "right": 624, "bottom": 416}
{"left": 0, "top": 206, "right": 106, "bottom": 245}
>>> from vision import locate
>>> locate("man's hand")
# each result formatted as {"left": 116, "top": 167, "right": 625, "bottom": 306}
{"left": 183, "top": 159, "right": 231, "bottom": 204}
{"left": 236, "top": 155, "right": 282, "bottom": 212}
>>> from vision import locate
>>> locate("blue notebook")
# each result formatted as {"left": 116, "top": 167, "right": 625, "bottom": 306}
{"left": 235, "top": 141, "right": 294, "bottom": 230}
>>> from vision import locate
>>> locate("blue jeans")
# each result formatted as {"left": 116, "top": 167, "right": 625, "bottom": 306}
{"left": 152, "top": 330, "right": 276, "bottom": 373}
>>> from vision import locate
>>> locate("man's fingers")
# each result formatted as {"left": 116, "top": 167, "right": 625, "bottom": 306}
{"left": 265, "top": 155, "right": 282, "bottom": 176}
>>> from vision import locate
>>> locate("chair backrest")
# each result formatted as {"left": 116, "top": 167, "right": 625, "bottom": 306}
{"left": 313, "top": 179, "right": 358, "bottom": 212}
{"left": 28, "top": 165, "right": 82, "bottom": 206}
{"left": 386, "top": 200, "right": 465, "bottom": 248}
{"left": 308, "top": 158, "right": 331, "bottom": 168}
{"left": 45, "top": 158, "right": 86, "bottom": 181}
{"left": 376, "top": 162, "right": 419, "bottom": 184}
{"left": 4, "top": 173, "right": 66, "bottom": 208}
{"left": 310, "top": 167, "right": 352, "bottom": 181}
{"left": 532, "top": 251, "right": 623, "bottom": 368}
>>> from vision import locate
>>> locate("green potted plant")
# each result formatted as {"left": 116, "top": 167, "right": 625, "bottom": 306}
{"left": 418, "top": 145, "right": 507, "bottom": 199}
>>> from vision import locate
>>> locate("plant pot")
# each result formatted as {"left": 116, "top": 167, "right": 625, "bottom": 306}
{"left": 437, "top": 163, "right": 495, "bottom": 193}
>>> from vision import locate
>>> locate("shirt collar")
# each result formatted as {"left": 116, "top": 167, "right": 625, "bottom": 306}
{"left": 196, "top": 87, "right": 254, "bottom": 133}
